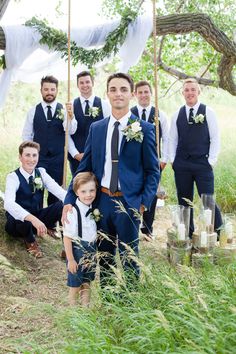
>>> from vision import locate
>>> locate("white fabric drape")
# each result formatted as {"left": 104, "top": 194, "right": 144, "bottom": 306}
{"left": 0, "top": 15, "right": 153, "bottom": 108}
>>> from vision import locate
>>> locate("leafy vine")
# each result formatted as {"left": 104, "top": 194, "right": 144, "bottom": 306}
{"left": 23, "top": 8, "right": 137, "bottom": 68}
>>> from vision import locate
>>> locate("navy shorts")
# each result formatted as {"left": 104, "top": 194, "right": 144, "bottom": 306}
{"left": 67, "top": 240, "right": 97, "bottom": 288}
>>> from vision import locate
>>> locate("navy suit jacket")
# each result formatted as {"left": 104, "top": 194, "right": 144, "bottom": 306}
{"left": 65, "top": 115, "right": 160, "bottom": 210}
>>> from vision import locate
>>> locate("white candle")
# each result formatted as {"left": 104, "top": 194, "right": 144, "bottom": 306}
{"left": 200, "top": 231, "right": 207, "bottom": 247}
{"left": 178, "top": 223, "right": 185, "bottom": 240}
{"left": 225, "top": 222, "right": 233, "bottom": 239}
{"left": 204, "top": 209, "right": 212, "bottom": 226}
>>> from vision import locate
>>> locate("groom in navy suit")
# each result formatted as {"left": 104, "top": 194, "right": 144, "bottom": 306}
{"left": 63, "top": 73, "right": 159, "bottom": 285}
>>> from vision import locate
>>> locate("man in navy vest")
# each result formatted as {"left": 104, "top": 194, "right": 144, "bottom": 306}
{"left": 68, "top": 71, "right": 111, "bottom": 175}
{"left": 22, "top": 75, "right": 77, "bottom": 205}
{"left": 4, "top": 141, "right": 66, "bottom": 258}
{"left": 131, "top": 80, "right": 169, "bottom": 241}
{"left": 63, "top": 73, "right": 160, "bottom": 287}
{"left": 169, "top": 78, "right": 222, "bottom": 236}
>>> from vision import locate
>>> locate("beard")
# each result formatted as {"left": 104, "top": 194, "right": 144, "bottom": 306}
{"left": 43, "top": 95, "right": 56, "bottom": 103}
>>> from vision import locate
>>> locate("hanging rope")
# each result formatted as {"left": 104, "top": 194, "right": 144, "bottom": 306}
{"left": 62, "top": 0, "right": 71, "bottom": 189}
{"left": 152, "top": 0, "right": 160, "bottom": 158}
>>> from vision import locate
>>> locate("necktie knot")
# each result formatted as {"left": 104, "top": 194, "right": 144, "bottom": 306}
{"left": 85, "top": 208, "right": 93, "bottom": 217}
{"left": 47, "top": 105, "right": 52, "bottom": 121}
{"left": 84, "top": 100, "right": 90, "bottom": 116}
{"left": 114, "top": 121, "right": 120, "bottom": 128}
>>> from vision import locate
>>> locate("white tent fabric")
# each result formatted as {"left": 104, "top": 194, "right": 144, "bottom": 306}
{"left": 0, "top": 15, "right": 153, "bottom": 108}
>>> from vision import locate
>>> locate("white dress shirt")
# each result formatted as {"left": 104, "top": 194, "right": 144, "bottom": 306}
{"left": 101, "top": 112, "right": 130, "bottom": 189}
{"left": 68, "top": 95, "right": 111, "bottom": 158}
{"left": 63, "top": 199, "right": 97, "bottom": 243}
{"left": 22, "top": 100, "right": 77, "bottom": 141}
{"left": 4, "top": 167, "right": 66, "bottom": 221}
{"left": 136, "top": 104, "right": 169, "bottom": 163}
{"left": 168, "top": 102, "right": 220, "bottom": 166}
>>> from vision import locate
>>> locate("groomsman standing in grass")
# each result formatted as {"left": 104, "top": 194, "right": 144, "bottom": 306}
{"left": 22, "top": 75, "right": 77, "bottom": 205}
{"left": 168, "top": 78, "right": 222, "bottom": 236}
{"left": 131, "top": 80, "right": 169, "bottom": 241}
{"left": 63, "top": 73, "right": 160, "bottom": 287}
{"left": 68, "top": 71, "right": 111, "bottom": 175}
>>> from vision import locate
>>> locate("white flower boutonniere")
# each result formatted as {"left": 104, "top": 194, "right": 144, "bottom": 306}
{"left": 56, "top": 108, "right": 65, "bottom": 121}
{"left": 193, "top": 114, "right": 205, "bottom": 124}
{"left": 90, "top": 208, "right": 102, "bottom": 222}
{"left": 122, "top": 119, "right": 144, "bottom": 143}
{"left": 89, "top": 107, "right": 100, "bottom": 118}
{"left": 33, "top": 177, "right": 44, "bottom": 191}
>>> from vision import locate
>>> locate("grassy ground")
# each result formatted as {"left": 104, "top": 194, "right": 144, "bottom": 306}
{"left": 0, "top": 83, "right": 236, "bottom": 353}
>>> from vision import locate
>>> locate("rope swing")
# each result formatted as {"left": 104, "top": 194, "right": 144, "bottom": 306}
{"left": 62, "top": 0, "right": 71, "bottom": 189}
{"left": 152, "top": 0, "right": 160, "bottom": 158}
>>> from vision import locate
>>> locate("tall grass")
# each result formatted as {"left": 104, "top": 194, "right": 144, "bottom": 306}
{"left": 5, "top": 256, "right": 236, "bottom": 353}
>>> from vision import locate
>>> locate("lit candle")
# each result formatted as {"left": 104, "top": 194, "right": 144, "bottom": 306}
{"left": 200, "top": 231, "right": 207, "bottom": 247}
{"left": 178, "top": 223, "right": 185, "bottom": 240}
{"left": 225, "top": 222, "right": 233, "bottom": 239}
{"left": 204, "top": 209, "right": 212, "bottom": 226}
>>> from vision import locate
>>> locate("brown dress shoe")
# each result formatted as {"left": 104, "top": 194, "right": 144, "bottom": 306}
{"left": 47, "top": 228, "right": 61, "bottom": 239}
{"left": 25, "top": 241, "right": 43, "bottom": 258}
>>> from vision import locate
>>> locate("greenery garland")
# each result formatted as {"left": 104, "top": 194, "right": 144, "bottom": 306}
{"left": 23, "top": 8, "right": 138, "bottom": 68}
{"left": 0, "top": 7, "right": 138, "bottom": 70}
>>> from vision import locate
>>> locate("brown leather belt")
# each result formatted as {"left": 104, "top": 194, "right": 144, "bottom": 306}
{"left": 101, "top": 187, "right": 123, "bottom": 197}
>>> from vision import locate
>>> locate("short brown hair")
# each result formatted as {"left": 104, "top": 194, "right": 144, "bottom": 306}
{"left": 41, "top": 75, "right": 58, "bottom": 88}
{"left": 183, "top": 78, "right": 200, "bottom": 92}
{"left": 135, "top": 80, "right": 152, "bottom": 94}
{"left": 77, "top": 71, "right": 94, "bottom": 84}
{"left": 107, "top": 72, "right": 134, "bottom": 92}
{"left": 19, "top": 141, "right": 40, "bottom": 155}
{"left": 73, "top": 172, "right": 98, "bottom": 193}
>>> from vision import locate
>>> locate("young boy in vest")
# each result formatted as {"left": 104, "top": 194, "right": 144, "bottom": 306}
{"left": 63, "top": 172, "right": 98, "bottom": 307}
{"left": 4, "top": 141, "right": 66, "bottom": 258}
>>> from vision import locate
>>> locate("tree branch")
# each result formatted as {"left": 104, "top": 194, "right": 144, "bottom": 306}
{"left": 0, "top": 0, "right": 10, "bottom": 20}
{"left": 158, "top": 60, "right": 217, "bottom": 87}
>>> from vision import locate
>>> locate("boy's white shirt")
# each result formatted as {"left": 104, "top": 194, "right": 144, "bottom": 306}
{"left": 63, "top": 199, "right": 97, "bottom": 243}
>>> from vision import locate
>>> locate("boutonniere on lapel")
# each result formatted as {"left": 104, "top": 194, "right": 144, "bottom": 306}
{"left": 89, "top": 107, "right": 100, "bottom": 118}
{"left": 90, "top": 208, "right": 102, "bottom": 222}
{"left": 193, "top": 114, "right": 205, "bottom": 124}
{"left": 33, "top": 177, "right": 44, "bottom": 192}
{"left": 55, "top": 107, "right": 65, "bottom": 121}
{"left": 122, "top": 118, "right": 144, "bottom": 143}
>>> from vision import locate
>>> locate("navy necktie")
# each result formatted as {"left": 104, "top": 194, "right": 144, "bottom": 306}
{"left": 47, "top": 105, "right": 53, "bottom": 121}
{"left": 84, "top": 100, "right": 90, "bottom": 116}
{"left": 109, "top": 121, "right": 120, "bottom": 193}
{"left": 29, "top": 175, "right": 34, "bottom": 193}
{"left": 188, "top": 108, "right": 194, "bottom": 123}
{"left": 141, "top": 108, "right": 146, "bottom": 121}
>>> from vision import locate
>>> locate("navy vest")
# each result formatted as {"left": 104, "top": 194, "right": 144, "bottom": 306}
{"left": 33, "top": 103, "right": 64, "bottom": 156}
{"left": 176, "top": 104, "right": 209, "bottom": 159}
{"left": 72, "top": 96, "right": 104, "bottom": 153}
{"left": 14, "top": 168, "right": 44, "bottom": 215}
{"left": 131, "top": 105, "right": 162, "bottom": 153}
